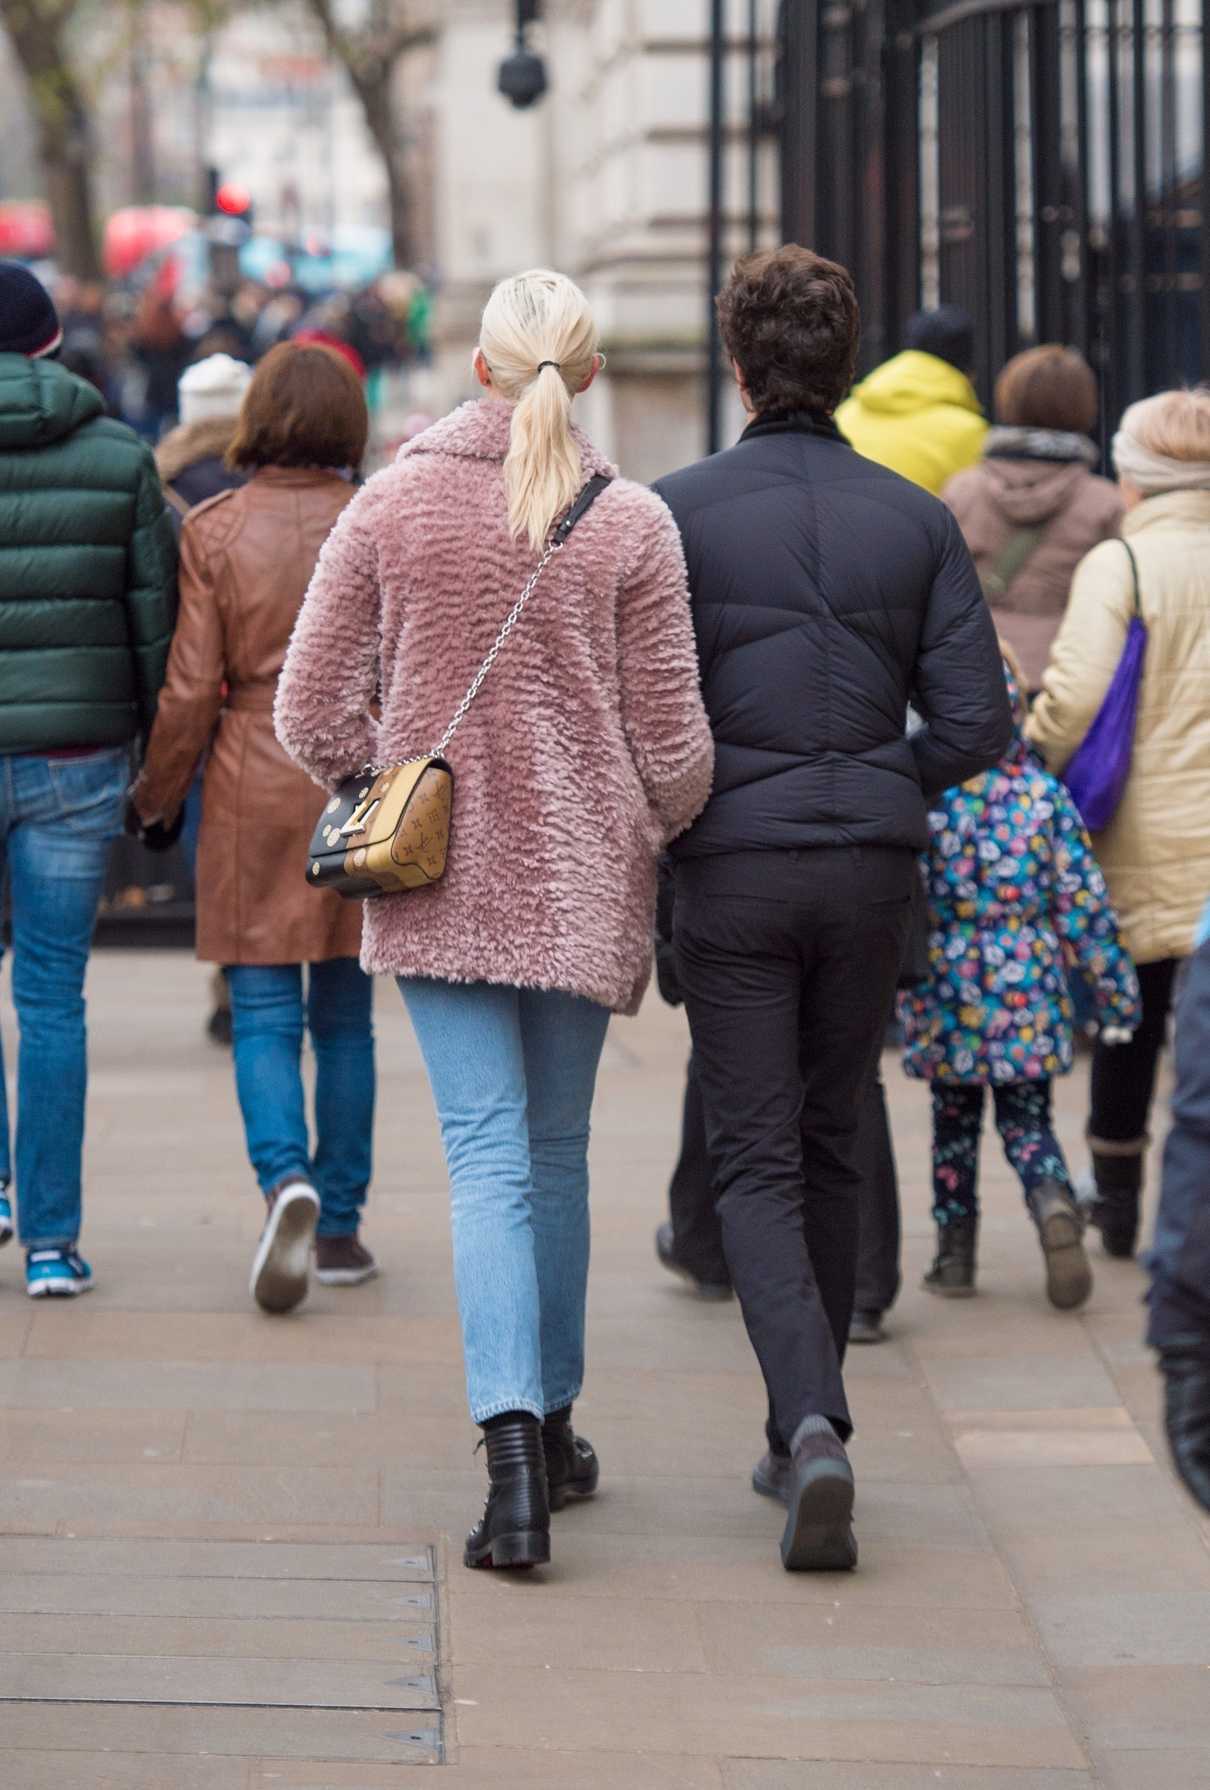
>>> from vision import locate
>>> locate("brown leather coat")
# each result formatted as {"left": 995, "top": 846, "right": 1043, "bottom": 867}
{"left": 136, "top": 467, "right": 363, "bottom": 965}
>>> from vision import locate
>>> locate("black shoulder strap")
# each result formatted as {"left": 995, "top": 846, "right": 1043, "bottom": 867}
{"left": 554, "top": 473, "right": 613, "bottom": 544}
{"left": 1122, "top": 538, "right": 1142, "bottom": 617}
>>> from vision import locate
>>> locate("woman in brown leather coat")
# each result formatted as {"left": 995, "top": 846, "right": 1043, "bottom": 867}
{"left": 135, "top": 344, "right": 376, "bottom": 1315}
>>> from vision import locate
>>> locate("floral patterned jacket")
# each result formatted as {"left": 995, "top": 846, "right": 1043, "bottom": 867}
{"left": 900, "top": 680, "right": 1141, "bottom": 1084}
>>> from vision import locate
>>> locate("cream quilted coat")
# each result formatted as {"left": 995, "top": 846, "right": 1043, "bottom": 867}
{"left": 1026, "top": 489, "right": 1210, "bottom": 965}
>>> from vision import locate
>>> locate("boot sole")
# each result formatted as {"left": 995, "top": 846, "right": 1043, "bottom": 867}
{"left": 922, "top": 1280, "right": 976, "bottom": 1299}
{"left": 781, "top": 1459, "right": 857, "bottom": 1571}
{"left": 463, "top": 1529, "right": 551, "bottom": 1569}
{"left": 1039, "top": 1210, "right": 1093, "bottom": 1310}
{"left": 313, "top": 1263, "right": 379, "bottom": 1286}
{"left": 251, "top": 1186, "right": 319, "bottom": 1314}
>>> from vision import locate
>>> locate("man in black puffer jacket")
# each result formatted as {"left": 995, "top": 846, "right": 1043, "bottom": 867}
{"left": 0, "top": 262, "right": 176, "bottom": 1300}
{"left": 655, "top": 246, "right": 1011, "bottom": 1572}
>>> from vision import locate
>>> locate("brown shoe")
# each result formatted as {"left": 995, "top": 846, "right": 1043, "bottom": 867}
{"left": 250, "top": 1180, "right": 319, "bottom": 1314}
{"left": 314, "top": 1234, "right": 378, "bottom": 1287}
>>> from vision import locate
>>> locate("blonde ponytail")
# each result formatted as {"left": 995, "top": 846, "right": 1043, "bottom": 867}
{"left": 477, "top": 269, "right": 601, "bottom": 551}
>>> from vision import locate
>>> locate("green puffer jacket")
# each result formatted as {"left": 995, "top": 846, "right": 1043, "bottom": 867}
{"left": 0, "top": 353, "right": 177, "bottom": 752}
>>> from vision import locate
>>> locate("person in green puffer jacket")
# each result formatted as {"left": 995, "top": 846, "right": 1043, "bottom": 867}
{"left": 0, "top": 261, "right": 176, "bottom": 1300}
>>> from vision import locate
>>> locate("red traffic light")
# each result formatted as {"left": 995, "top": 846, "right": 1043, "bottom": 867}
{"left": 215, "top": 182, "right": 252, "bottom": 218}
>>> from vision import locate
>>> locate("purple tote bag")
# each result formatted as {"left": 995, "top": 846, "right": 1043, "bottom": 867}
{"left": 1064, "top": 541, "right": 1147, "bottom": 833}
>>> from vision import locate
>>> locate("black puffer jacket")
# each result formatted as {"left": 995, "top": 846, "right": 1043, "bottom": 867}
{"left": 654, "top": 414, "right": 1012, "bottom": 857}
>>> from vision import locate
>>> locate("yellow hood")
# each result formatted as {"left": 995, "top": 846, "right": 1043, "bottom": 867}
{"left": 846, "top": 350, "right": 982, "bottom": 418}
{"left": 836, "top": 351, "right": 987, "bottom": 494}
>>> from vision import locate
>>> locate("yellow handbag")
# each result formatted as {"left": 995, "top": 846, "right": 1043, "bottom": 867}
{"left": 305, "top": 474, "right": 611, "bottom": 900}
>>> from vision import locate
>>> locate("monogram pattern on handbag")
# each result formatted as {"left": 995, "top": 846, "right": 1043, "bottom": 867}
{"left": 390, "top": 767, "right": 452, "bottom": 881}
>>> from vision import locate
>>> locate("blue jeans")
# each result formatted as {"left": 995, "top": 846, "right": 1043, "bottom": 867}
{"left": 226, "top": 960, "right": 375, "bottom": 1237}
{"left": 400, "top": 979, "right": 611, "bottom": 1424}
{"left": 0, "top": 749, "right": 127, "bottom": 1249}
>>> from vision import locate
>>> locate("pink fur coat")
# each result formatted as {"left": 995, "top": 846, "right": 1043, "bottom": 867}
{"left": 274, "top": 399, "right": 714, "bottom": 1014}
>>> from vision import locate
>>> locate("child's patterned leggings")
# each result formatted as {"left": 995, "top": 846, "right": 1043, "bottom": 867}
{"left": 931, "top": 1080, "right": 1071, "bottom": 1226}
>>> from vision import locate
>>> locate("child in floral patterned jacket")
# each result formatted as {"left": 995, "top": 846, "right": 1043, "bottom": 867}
{"left": 899, "top": 651, "right": 1140, "bottom": 1309}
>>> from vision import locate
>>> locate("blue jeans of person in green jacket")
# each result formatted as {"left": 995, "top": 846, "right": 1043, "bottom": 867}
{"left": 0, "top": 748, "right": 127, "bottom": 1249}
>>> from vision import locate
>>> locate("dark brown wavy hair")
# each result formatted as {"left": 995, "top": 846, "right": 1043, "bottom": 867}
{"left": 716, "top": 245, "right": 861, "bottom": 419}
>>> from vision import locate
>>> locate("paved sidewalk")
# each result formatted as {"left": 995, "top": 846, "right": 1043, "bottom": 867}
{"left": 1, "top": 950, "right": 1207, "bottom": 1789}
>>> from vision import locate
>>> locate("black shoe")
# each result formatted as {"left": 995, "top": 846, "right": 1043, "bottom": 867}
{"left": 1026, "top": 1178, "right": 1092, "bottom": 1310}
{"left": 465, "top": 1413, "right": 551, "bottom": 1570}
{"left": 542, "top": 1406, "right": 600, "bottom": 1511}
{"left": 1087, "top": 1149, "right": 1143, "bottom": 1259}
{"left": 781, "top": 1416, "right": 857, "bottom": 1572}
{"left": 849, "top": 1309, "right": 886, "bottom": 1345}
{"left": 752, "top": 1448, "right": 791, "bottom": 1506}
{"left": 923, "top": 1216, "right": 977, "bottom": 1298}
{"left": 655, "top": 1222, "right": 732, "bottom": 1301}
{"left": 1159, "top": 1346, "right": 1210, "bottom": 1513}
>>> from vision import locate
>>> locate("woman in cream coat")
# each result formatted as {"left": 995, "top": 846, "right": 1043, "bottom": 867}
{"left": 1027, "top": 388, "right": 1210, "bottom": 1260}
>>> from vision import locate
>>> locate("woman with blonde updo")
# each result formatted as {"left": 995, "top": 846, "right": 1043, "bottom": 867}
{"left": 276, "top": 269, "right": 714, "bottom": 1571}
{"left": 1028, "top": 387, "right": 1210, "bottom": 1261}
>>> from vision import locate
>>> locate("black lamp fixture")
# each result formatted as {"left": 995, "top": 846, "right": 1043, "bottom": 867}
{"left": 498, "top": 0, "right": 548, "bottom": 109}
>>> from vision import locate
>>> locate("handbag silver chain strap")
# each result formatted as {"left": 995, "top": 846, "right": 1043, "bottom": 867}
{"left": 430, "top": 532, "right": 563, "bottom": 761}
{"left": 358, "top": 475, "right": 610, "bottom": 777}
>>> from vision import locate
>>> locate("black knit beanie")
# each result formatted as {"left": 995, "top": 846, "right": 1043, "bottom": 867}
{"left": 0, "top": 261, "right": 63, "bottom": 358}
{"left": 904, "top": 305, "right": 975, "bottom": 373}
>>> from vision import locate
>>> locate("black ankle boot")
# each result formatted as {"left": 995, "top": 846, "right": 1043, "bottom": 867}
{"left": 1160, "top": 1346, "right": 1210, "bottom": 1513}
{"left": 1027, "top": 1178, "right": 1092, "bottom": 1310}
{"left": 542, "top": 1407, "right": 600, "bottom": 1511}
{"left": 923, "top": 1216, "right": 977, "bottom": 1297}
{"left": 465, "top": 1413, "right": 550, "bottom": 1570}
{"left": 1088, "top": 1148, "right": 1144, "bottom": 1258}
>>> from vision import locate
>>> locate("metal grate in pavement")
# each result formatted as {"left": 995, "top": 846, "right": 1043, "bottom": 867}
{"left": 0, "top": 1535, "right": 444, "bottom": 1765}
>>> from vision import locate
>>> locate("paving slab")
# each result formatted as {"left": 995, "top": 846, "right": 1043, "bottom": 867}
{"left": 1093, "top": 1749, "right": 1210, "bottom": 1788}
{"left": 447, "top": 1585, "right": 709, "bottom": 1671}
{"left": 3, "top": 1611, "right": 435, "bottom": 1662}
{"left": 7, "top": 1755, "right": 251, "bottom": 1790}
{"left": 452, "top": 1666, "right": 1086, "bottom": 1766}
{"left": 0, "top": 1649, "right": 439, "bottom": 1709}
{"left": 723, "top": 1769, "right": 1096, "bottom": 1790}
{"left": 1032, "top": 1590, "right": 1210, "bottom": 1667}
{"left": 694, "top": 1598, "right": 1050, "bottom": 1685}
{"left": 1062, "top": 1664, "right": 1210, "bottom": 1751}
{"left": 2, "top": 1703, "right": 441, "bottom": 1763}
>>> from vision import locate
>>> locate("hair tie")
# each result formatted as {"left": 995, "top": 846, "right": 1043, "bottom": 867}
{"left": 536, "top": 360, "right": 561, "bottom": 372}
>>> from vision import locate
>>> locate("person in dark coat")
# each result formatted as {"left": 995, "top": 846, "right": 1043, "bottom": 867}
{"left": 1149, "top": 900, "right": 1210, "bottom": 1512}
{"left": 654, "top": 245, "right": 1012, "bottom": 1573}
{"left": 0, "top": 262, "right": 176, "bottom": 1297}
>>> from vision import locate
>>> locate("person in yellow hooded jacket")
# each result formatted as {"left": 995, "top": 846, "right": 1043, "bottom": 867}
{"left": 837, "top": 307, "right": 987, "bottom": 494}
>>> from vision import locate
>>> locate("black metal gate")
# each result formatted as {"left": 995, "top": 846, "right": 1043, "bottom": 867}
{"left": 778, "top": 0, "right": 1209, "bottom": 438}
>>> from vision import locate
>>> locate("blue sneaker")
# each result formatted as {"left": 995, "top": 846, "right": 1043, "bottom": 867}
{"left": 0, "top": 1190, "right": 12, "bottom": 1248}
{"left": 26, "top": 1249, "right": 92, "bottom": 1299}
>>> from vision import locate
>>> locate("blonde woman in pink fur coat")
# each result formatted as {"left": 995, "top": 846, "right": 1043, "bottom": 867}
{"left": 276, "top": 269, "right": 714, "bottom": 1572}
